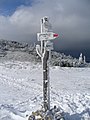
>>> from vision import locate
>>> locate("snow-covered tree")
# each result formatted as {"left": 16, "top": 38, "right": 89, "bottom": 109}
{"left": 79, "top": 53, "right": 83, "bottom": 64}
{"left": 84, "top": 56, "right": 86, "bottom": 64}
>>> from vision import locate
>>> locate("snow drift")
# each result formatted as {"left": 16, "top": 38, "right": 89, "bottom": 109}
{"left": 0, "top": 61, "right": 90, "bottom": 120}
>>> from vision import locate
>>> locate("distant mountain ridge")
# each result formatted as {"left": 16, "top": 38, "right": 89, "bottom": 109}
{"left": 0, "top": 39, "right": 89, "bottom": 67}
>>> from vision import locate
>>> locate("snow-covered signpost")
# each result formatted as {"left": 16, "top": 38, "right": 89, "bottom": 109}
{"left": 28, "top": 17, "right": 65, "bottom": 120}
{"left": 36, "top": 16, "right": 59, "bottom": 112}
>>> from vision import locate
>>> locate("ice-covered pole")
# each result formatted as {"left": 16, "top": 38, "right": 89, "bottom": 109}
{"left": 41, "top": 16, "right": 50, "bottom": 111}
{"left": 36, "top": 16, "right": 58, "bottom": 112}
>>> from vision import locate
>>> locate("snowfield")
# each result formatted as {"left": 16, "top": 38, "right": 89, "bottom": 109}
{"left": 0, "top": 61, "right": 90, "bottom": 120}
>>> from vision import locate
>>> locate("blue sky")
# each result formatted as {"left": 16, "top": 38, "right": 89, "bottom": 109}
{"left": 0, "top": 0, "right": 33, "bottom": 15}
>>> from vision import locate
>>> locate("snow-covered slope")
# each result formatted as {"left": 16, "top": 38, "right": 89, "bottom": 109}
{"left": 0, "top": 39, "right": 89, "bottom": 67}
{"left": 0, "top": 61, "right": 90, "bottom": 120}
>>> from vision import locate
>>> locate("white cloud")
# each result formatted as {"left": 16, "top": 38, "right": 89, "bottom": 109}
{"left": 0, "top": 0, "right": 90, "bottom": 47}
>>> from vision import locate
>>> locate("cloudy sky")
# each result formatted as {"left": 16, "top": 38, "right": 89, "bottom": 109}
{"left": 0, "top": 0, "right": 90, "bottom": 61}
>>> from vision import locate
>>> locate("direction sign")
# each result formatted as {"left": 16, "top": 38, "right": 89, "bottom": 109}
{"left": 37, "top": 32, "right": 59, "bottom": 41}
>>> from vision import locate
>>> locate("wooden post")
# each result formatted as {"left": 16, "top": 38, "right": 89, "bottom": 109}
{"left": 43, "top": 50, "right": 50, "bottom": 111}
{"left": 37, "top": 17, "right": 58, "bottom": 112}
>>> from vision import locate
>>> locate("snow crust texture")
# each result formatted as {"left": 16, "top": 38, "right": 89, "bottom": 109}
{"left": 0, "top": 61, "right": 90, "bottom": 120}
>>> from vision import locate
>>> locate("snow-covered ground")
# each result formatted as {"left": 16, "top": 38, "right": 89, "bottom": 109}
{"left": 0, "top": 61, "right": 90, "bottom": 120}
